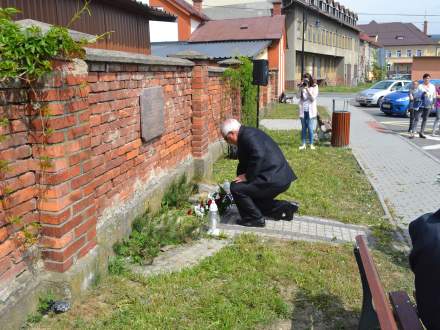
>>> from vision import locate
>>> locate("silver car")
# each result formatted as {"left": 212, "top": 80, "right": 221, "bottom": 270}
{"left": 356, "top": 80, "right": 412, "bottom": 107}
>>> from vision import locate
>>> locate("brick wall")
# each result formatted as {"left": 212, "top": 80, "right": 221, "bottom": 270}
{"left": 0, "top": 51, "right": 240, "bottom": 294}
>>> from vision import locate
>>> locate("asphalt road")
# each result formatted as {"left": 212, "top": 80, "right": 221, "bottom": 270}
{"left": 350, "top": 98, "right": 440, "bottom": 162}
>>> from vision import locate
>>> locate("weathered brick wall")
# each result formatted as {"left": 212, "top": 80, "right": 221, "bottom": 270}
{"left": 207, "top": 69, "right": 236, "bottom": 144}
{"left": 0, "top": 84, "right": 37, "bottom": 285}
{"left": 0, "top": 53, "right": 240, "bottom": 294}
{"left": 86, "top": 65, "right": 193, "bottom": 219}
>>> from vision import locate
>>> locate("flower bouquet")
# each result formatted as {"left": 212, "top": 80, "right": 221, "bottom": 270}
{"left": 192, "top": 182, "right": 234, "bottom": 217}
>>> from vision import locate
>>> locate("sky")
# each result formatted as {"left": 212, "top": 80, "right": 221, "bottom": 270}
{"left": 331, "top": 0, "right": 440, "bottom": 35}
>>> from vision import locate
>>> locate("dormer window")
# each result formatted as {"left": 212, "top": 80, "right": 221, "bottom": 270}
{"left": 240, "top": 25, "right": 248, "bottom": 30}
{"left": 396, "top": 35, "right": 404, "bottom": 40}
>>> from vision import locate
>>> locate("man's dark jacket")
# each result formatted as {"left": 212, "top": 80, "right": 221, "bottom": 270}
{"left": 236, "top": 126, "right": 296, "bottom": 186}
{"left": 409, "top": 208, "right": 440, "bottom": 330}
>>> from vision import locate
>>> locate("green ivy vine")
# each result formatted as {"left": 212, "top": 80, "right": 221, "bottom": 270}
{"left": 0, "top": 5, "right": 93, "bottom": 247}
{"left": 223, "top": 56, "right": 257, "bottom": 127}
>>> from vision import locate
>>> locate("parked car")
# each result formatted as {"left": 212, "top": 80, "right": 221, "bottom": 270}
{"left": 380, "top": 79, "right": 440, "bottom": 117}
{"left": 355, "top": 80, "right": 411, "bottom": 107}
{"left": 390, "top": 73, "right": 412, "bottom": 80}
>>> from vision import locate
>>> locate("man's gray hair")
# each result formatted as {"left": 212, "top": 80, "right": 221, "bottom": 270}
{"left": 221, "top": 119, "right": 241, "bottom": 137}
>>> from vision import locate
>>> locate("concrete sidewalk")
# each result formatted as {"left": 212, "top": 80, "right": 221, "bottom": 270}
{"left": 318, "top": 96, "right": 440, "bottom": 230}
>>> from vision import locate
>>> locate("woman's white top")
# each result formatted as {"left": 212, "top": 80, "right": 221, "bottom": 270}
{"left": 297, "top": 85, "right": 319, "bottom": 118}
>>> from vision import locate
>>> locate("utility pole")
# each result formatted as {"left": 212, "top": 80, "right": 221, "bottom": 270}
{"left": 301, "top": 8, "right": 307, "bottom": 78}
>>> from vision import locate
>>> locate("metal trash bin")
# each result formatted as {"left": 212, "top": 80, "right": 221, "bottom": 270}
{"left": 331, "top": 100, "right": 351, "bottom": 147}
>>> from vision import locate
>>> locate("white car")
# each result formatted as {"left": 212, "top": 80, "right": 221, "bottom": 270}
{"left": 355, "top": 80, "right": 412, "bottom": 107}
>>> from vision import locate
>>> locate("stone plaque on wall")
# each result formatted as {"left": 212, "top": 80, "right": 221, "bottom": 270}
{"left": 140, "top": 86, "right": 165, "bottom": 142}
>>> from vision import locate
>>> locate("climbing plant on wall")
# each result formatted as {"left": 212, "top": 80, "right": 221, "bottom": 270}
{"left": 0, "top": 5, "right": 93, "bottom": 247}
{"left": 223, "top": 56, "right": 257, "bottom": 127}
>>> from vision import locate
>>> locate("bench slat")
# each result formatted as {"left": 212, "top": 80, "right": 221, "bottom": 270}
{"left": 389, "top": 291, "right": 423, "bottom": 330}
{"left": 356, "top": 235, "right": 398, "bottom": 330}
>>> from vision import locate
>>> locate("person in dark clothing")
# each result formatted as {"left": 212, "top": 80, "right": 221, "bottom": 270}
{"left": 220, "top": 119, "right": 298, "bottom": 227}
{"left": 409, "top": 208, "right": 440, "bottom": 329}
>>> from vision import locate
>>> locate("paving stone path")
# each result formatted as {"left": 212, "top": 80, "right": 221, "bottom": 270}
{"left": 218, "top": 206, "right": 369, "bottom": 244}
{"left": 131, "top": 239, "right": 229, "bottom": 277}
{"left": 318, "top": 96, "right": 440, "bottom": 230}
{"left": 260, "top": 119, "right": 301, "bottom": 130}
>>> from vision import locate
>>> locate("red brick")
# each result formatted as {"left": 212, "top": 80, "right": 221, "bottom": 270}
{"left": 89, "top": 103, "right": 109, "bottom": 115}
{"left": 44, "top": 257, "right": 73, "bottom": 273}
{"left": 44, "top": 103, "right": 65, "bottom": 116}
{"left": 38, "top": 193, "right": 73, "bottom": 212}
{"left": 0, "top": 261, "right": 26, "bottom": 281}
{"left": 67, "top": 125, "right": 90, "bottom": 140}
{"left": 69, "top": 150, "right": 90, "bottom": 166}
{"left": 40, "top": 232, "right": 74, "bottom": 249}
{"left": 7, "top": 199, "right": 36, "bottom": 219}
{"left": 73, "top": 195, "right": 95, "bottom": 214}
{"left": 42, "top": 182, "right": 70, "bottom": 199}
{"left": 96, "top": 181, "right": 112, "bottom": 197}
{"left": 67, "top": 100, "right": 88, "bottom": 113}
{"left": 71, "top": 172, "right": 94, "bottom": 190}
{"left": 0, "top": 255, "right": 12, "bottom": 275}
{"left": 41, "top": 165, "right": 81, "bottom": 185}
{"left": 29, "top": 131, "right": 65, "bottom": 144}
{"left": 39, "top": 208, "right": 71, "bottom": 225}
{"left": 74, "top": 216, "right": 97, "bottom": 238}
{"left": 32, "top": 144, "right": 66, "bottom": 158}
{"left": 83, "top": 155, "right": 104, "bottom": 172}
{"left": 78, "top": 239, "right": 96, "bottom": 259}
{"left": 41, "top": 213, "right": 83, "bottom": 238}
{"left": 5, "top": 186, "right": 37, "bottom": 208}
{"left": 42, "top": 236, "right": 85, "bottom": 262}
{"left": 0, "top": 239, "right": 14, "bottom": 258}
{"left": 0, "top": 227, "right": 8, "bottom": 243}
{"left": 4, "top": 172, "right": 35, "bottom": 193}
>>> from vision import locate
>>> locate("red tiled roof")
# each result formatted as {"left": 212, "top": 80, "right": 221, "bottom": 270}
{"left": 189, "top": 15, "right": 285, "bottom": 42}
{"left": 167, "top": 0, "right": 209, "bottom": 21}
{"left": 359, "top": 33, "right": 382, "bottom": 48}
{"left": 358, "top": 21, "right": 436, "bottom": 46}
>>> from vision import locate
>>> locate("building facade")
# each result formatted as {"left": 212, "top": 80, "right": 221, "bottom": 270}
{"left": 5, "top": 0, "right": 175, "bottom": 55}
{"left": 149, "top": 0, "right": 209, "bottom": 42}
{"left": 282, "top": 0, "right": 360, "bottom": 88}
{"left": 358, "top": 33, "right": 382, "bottom": 82}
{"left": 359, "top": 21, "right": 438, "bottom": 78}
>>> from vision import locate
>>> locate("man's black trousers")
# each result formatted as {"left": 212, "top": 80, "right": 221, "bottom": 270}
{"left": 230, "top": 181, "right": 291, "bottom": 222}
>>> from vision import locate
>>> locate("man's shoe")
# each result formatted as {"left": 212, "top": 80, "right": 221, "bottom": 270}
{"left": 238, "top": 218, "right": 265, "bottom": 228}
{"left": 299, "top": 145, "right": 306, "bottom": 150}
{"left": 419, "top": 133, "right": 426, "bottom": 139}
{"left": 310, "top": 144, "right": 316, "bottom": 150}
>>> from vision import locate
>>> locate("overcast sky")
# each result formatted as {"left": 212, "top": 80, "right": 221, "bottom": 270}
{"left": 343, "top": 0, "right": 440, "bottom": 34}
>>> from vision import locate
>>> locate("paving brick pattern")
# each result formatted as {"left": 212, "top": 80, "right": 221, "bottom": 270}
{"left": 319, "top": 96, "right": 440, "bottom": 229}
{"left": 218, "top": 207, "right": 369, "bottom": 244}
{"left": 260, "top": 119, "right": 302, "bottom": 130}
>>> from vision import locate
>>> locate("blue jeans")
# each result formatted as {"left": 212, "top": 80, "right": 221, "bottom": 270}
{"left": 300, "top": 112, "right": 316, "bottom": 145}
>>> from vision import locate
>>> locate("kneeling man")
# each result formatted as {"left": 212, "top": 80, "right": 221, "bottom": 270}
{"left": 221, "top": 119, "right": 298, "bottom": 227}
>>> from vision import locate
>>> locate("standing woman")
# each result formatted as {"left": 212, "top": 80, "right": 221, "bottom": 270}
{"left": 432, "top": 84, "right": 440, "bottom": 136}
{"left": 416, "top": 73, "right": 436, "bottom": 138}
{"left": 297, "top": 73, "right": 319, "bottom": 150}
{"left": 408, "top": 80, "right": 419, "bottom": 138}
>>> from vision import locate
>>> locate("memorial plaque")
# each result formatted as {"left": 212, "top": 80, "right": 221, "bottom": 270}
{"left": 140, "top": 87, "right": 165, "bottom": 142}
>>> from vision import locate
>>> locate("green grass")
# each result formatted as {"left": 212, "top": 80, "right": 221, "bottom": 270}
{"left": 263, "top": 103, "right": 330, "bottom": 120}
{"left": 214, "top": 130, "right": 384, "bottom": 226}
{"left": 32, "top": 235, "right": 413, "bottom": 330}
{"left": 286, "top": 83, "right": 373, "bottom": 94}
{"left": 317, "top": 83, "right": 373, "bottom": 94}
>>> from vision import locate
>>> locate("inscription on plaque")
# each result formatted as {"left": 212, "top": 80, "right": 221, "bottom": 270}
{"left": 140, "top": 87, "right": 165, "bottom": 142}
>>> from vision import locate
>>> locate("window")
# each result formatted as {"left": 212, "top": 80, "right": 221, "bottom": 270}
{"left": 416, "top": 49, "right": 423, "bottom": 56}
{"left": 386, "top": 64, "right": 391, "bottom": 71}
{"left": 407, "top": 49, "right": 412, "bottom": 57}
{"left": 297, "top": 21, "right": 302, "bottom": 39}
{"left": 396, "top": 50, "right": 401, "bottom": 57}
{"left": 386, "top": 50, "right": 392, "bottom": 58}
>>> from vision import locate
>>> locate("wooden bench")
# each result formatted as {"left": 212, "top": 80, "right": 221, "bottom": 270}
{"left": 354, "top": 235, "right": 424, "bottom": 330}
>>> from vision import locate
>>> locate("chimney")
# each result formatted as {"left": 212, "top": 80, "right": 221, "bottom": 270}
{"left": 272, "top": 1, "right": 282, "bottom": 16}
{"left": 193, "top": 0, "right": 202, "bottom": 13}
{"left": 424, "top": 20, "right": 428, "bottom": 35}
